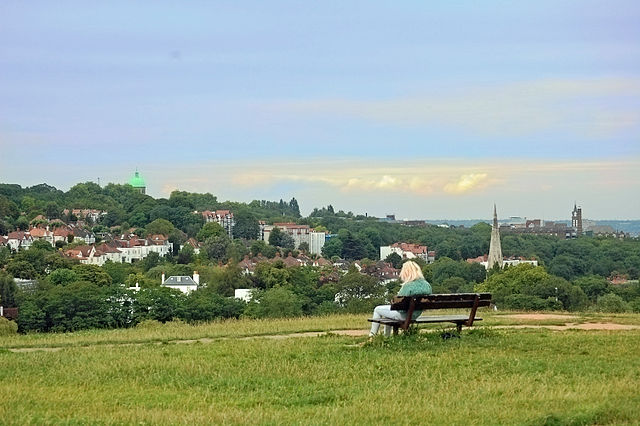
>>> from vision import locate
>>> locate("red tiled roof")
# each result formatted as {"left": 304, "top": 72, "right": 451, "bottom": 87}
{"left": 54, "top": 228, "right": 71, "bottom": 237}
{"left": 391, "top": 242, "right": 428, "bottom": 254}
{"left": 8, "top": 231, "right": 29, "bottom": 239}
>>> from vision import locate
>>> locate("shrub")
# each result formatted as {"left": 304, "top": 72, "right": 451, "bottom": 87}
{"left": 314, "top": 300, "right": 340, "bottom": 316}
{"left": 501, "top": 294, "right": 562, "bottom": 311}
{"left": 244, "top": 286, "right": 303, "bottom": 318}
{"left": 180, "top": 290, "right": 245, "bottom": 322}
{"left": 593, "top": 293, "right": 629, "bottom": 313}
{"left": 0, "top": 317, "right": 18, "bottom": 336}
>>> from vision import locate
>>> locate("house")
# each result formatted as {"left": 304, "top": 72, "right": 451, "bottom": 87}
{"left": 202, "top": 210, "right": 235, "bottom": 237}
{"left": 71, "top": 226, "right": 96, "bottom": 244}
{"left": 312, "top": 257, "right": 332, "bottom": 267}
{"left": 466, "top": 255, "right": 538, "bottom": 270}
{"left": 238, "top": 255, "right": 258, "bottom": 275}
{"left": 114, "top": 234, "right": 172, "bottom": 262}
{"left": 95, "top": 243, "right": 123, "bottom": 263}
{"left": 29, "top": 226, "right": 55, "bottom": 245}
{"left": 181, "top": 238, "right": 201, "bottom": 255}
{"left": 380, "top": 242, "right": 435, "bottom": 264}
{"left": 6, "top": 231, "right": 33, "bottom": 251}
{"left": 161, "top": 271, "right": 199, "bottom": 294}
{"left": 234, "top": 288, "right": 253, "bottom": 302}
{"left": 63, "top": 209, "right": 106, "bottom": 223}
{"left": 53, "top": 227, "right": 72, "bottom": 244}
{"left": 64, "top": 245, "right": 96, "bottom": 263}
{"left": 282, "top": 253, "right": 304, "bottom": 267}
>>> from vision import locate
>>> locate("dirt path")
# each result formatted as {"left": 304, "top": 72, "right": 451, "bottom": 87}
{"left": 502, "top": 314, "right": 577, "bottom": 320}
{"left": 7, "top": 322, "right": 640, "bottom": 353}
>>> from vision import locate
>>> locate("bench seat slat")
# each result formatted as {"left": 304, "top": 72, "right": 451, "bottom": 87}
{"left": 415, "top": 315, "right": 483, "bottom": 323}
{"left": 368, "top": 315, "right": 483, "bottom": 325}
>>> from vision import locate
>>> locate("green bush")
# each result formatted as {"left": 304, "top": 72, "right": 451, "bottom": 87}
{"left": 501, "top": 294, "right": 563, "bottom": 311}
{"left": 244, "top": 286, "right": 303, "bottom": 318}
{"left": 0, "top": 316, "right": 18, "bottom": 336}
{"left": 593, "top": 293, "right": 629, "bottom": 313}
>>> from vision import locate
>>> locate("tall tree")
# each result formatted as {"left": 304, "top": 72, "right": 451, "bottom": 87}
{"left": 233, "top": 210, "right": 260, "bottom": 240}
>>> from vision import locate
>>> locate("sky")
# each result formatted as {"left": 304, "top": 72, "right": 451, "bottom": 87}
{"left": 1, "top": 1, "right": 639, "bottom": 220}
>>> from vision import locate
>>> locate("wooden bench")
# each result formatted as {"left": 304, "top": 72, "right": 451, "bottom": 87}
{"left": 368, "top": 293, "right": 492, "bottom": 334}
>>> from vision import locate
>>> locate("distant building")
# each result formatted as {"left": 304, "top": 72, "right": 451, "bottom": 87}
{"left": 128, "top": 170, "right": 146, "bottom": 194}
{"left": 466, "top": 255, "right": 538, "bottom": 270}
{"left": 234, "top": 288, "right": 253, "bottom": 302}
{"left": 161, "top": 271, "right": 199, "bottom": 294}
{"left": 201, "top": 210, "right": 235, "bottom": 238}
{"left": 309, "top": 231, "right": 327, "bottom": 255}
{"left": 379, "top": 242, "right": 435, "bottom": 264}
{"left": 585, "top": 226, "right": 628, "bottom": 238}
{"left": 261, "top": 223, "right": 326, "bottom": 254}
{"left": 572, "top": 203, "right": 583, "bottom": 235}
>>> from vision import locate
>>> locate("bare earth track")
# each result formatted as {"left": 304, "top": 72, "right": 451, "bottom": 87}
{"left": 6, "top": 314, "right": 639, "bottom": 353}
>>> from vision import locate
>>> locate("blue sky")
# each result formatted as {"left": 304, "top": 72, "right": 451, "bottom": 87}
{"left": 1, "top": 1, "right": 638, "bottom": 219}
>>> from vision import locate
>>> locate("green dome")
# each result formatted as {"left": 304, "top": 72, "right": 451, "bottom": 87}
{"left": 128, "top": 171, "right": 146, "bottom": 188}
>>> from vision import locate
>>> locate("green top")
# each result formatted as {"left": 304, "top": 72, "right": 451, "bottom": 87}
{"left": 397, "top": 278, "right": 432, "bottom": 297}
{"left": 397, "top": 278, "right": 432, "bottom": 317}
{"left": 128, "top": 171, "right": 146, "bottom": 188}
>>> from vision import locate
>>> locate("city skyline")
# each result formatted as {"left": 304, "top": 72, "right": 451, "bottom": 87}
{"left": 1, "top": 1, "right": 639, "bottom": 219}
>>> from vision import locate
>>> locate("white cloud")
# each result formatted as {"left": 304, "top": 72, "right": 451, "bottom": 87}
{"left": 443, "top": 173, "right": 488, "bottom": 194}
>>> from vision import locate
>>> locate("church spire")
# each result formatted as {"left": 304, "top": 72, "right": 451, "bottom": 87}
{"left": 487, "top": 204, "right": 503, "bottom": 270}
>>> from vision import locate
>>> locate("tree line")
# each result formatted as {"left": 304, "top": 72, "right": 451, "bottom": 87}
{"left": 1, "top": 181, "right": 639, "bottom": 334}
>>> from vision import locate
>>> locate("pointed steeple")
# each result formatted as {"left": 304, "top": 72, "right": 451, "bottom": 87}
{"left": 487, "top": 204, "right": 503, "bottom": 270}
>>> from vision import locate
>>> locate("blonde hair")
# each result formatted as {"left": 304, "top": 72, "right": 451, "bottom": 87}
{"left": 399, "top": 261, "right": 424, "bottom": 283}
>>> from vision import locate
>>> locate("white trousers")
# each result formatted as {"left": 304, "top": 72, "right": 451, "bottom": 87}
{"left": 369, "top": 304, "right": 408, "bottom": 337}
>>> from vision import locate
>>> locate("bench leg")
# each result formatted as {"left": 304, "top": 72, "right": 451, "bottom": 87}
{"left": 393, "top": 325, "right": 398, "bottom": 335}
{"left": 456, "top": 323, "right": 462, "bottom": 333}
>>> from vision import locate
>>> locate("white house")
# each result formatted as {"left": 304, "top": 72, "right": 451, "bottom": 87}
{"left": 380, "top": 242, "right": 435, "bottom": 264}
{"left": 234, "top": 288, "right": 253, "bottom": 302}
{"left": 161, "top": 271, "right": 199, "bottom": 294}
{"left": 6, "top": 231, "right": 33, "bottom": 251}
{"left": 202, "top": 210, "right": 235, "bottom": 238}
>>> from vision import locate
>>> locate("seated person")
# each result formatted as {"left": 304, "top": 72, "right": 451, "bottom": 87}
{"left": 369, "top": 260, "right": 432, "bottom": 337}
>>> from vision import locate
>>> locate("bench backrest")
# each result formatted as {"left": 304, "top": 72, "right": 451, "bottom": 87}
{"left": 391, "top": 293, "right": 492, "bottom": 311}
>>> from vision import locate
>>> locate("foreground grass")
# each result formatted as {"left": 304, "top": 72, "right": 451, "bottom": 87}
{"left": 1, "top": 313, "right": 640, "bottom": 425}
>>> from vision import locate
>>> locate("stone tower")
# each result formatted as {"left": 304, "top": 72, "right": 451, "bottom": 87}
{"left": 571, "top": 203, "right": 582, "bottom": 235}
{"left": 487, "top": 204, "right": 503, "bottom": 269}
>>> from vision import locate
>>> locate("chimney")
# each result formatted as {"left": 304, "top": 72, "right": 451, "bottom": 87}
{"left": 193, "top": 271, "right": 200, "bottom": 285}
{"left": 161, "top": 272, "right": 165, "bottom": 284}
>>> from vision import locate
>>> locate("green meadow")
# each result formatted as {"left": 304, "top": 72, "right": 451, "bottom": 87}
{"left": 2, "top": 313, "right": 640, "bottom": 425}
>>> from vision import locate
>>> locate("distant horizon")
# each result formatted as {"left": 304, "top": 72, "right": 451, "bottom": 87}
{"left": 2, "top": 178, "right": 638, "bottom": 222}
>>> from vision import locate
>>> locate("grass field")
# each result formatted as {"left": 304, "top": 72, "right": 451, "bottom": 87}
{"left": 2, "top": 312, "right": 640, "bottom": 425}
